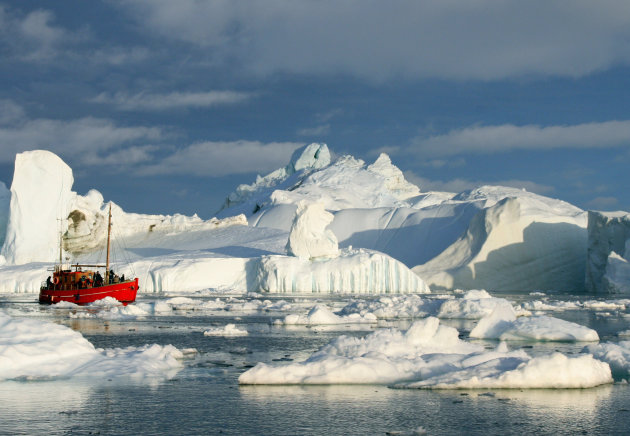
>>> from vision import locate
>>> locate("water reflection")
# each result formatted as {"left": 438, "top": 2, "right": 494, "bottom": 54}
{"left": 0, "top": 380, "right": 91, "bottom": 435}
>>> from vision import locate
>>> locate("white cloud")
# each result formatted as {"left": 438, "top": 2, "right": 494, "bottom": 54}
{"left": 138, "top": 141, "right": 303, "bottom": 177}
{"left": 118, "top": 0, "right": 630, "bottom": 81}
{"left": 91, "top": 91, "right": 254, "bottom": 111}
{"left": 410, "top": 120, "right": 630, "bottom": 157}
{"left": 0, "top": 5, "right": 86, "bottom": 61}
{"left": 0, "top": 116, "right": 163, "bottom": 164}
{"left": 404, "top": 171, "right": 554, "bottom": 195}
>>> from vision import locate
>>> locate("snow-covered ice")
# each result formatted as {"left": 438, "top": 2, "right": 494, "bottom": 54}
{"left": 280, "top": 305, "right": 377, "bottom": 325}
{"left": 583, "top": 341, "right": 630, "bottom": 379}
{"left": 470, "top": 304, "right": 599, "bottom": 342}
{"left": 0, "top": 145, "right": 629, "bottom": 295}
{"left": 239, "top": 317, "right": 611, "bottom": 388}
{"left": 285, "top": 201, "right": 339, "bottom": 260}
{"left": 0, "top": 310, "right": 182, "bottom": 382}
{"left": 204, "top": 323, "right": 248, "bottom": 337}
{"left": 437, "top": 289, "right": 516, "bottom": 319}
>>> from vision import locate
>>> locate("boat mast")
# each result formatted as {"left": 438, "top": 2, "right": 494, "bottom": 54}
{"left": 105, "top": 204, "right": 112, "bottom": 284}
{"left": 57, "top": 218, "right": 63, "bottom": 272}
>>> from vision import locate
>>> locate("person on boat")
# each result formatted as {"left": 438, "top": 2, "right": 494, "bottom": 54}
{"left": 109, "top": 269, "right": 115, "bottom": 284}
{"left": 94, "top": 271, "right": 103, "bottom": 287}
{"left": 46, "top": 276, "right": 52, "bottom": 289}
{"left": 120, "top": 274, "right": 125, "bottom": 282}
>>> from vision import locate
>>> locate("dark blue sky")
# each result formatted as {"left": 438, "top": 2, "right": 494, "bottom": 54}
{"left": 1, "top": 1, "right": 629, "bottom": 217}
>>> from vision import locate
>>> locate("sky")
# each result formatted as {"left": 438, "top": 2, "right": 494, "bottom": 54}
{"left": 1, "top": 0, "right": 629, "bottom": 217}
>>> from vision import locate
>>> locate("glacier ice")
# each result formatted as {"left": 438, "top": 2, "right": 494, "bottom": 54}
{"left": 286, "top": 201, "right": 339, "bottom": 259}
{"left": 413, "top": 195, "right": 587, "bottom": 292}
{"left": 0, "top": 145, "right": 628, "bottom": 296}
{"left": 586, "top": 211, "right": 630, "bottom": 293}
{"left": 254, "top": 248, "right": 430, "bottom": 294}
{"left": 1, "top": 150, "right": 74, "bottom": 265}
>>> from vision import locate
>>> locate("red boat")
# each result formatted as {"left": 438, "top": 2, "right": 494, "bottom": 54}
{"left": 39, "top": 205, "right": 139, "bottom": 306}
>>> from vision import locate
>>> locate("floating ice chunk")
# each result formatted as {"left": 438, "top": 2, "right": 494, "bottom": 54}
{"left": 470, "top": 305, "right": 599, "bottom": 342}
{"left": 437, "top": 289, "right": 515, "bottom": 319}
{"left": 338, "top": 295, "right": 444, "bottom": 319}
{"left": 88, "top": 296, "right": 122, "bottom": 307}
{"left": 0, "top": 310, "right": 182, "bottom": 381}
{"left": 281, "top": 305, "right": 377, "bottom": 325}
{"left": 401, "top": 352, "right": 612, "bottom": 389}
{"left": 583, "top": 341, "right": 630, "bottom": 379}
{"left": 204, "top": 323, "right": 248, "bottom": 337}
{"left": 286, "top": 201, "right": 339, "bottom": 260}
{"left": 239, "top": 317, "right": 482, "bottom": 385}
{"left": 519, "top": 299, "right": 581, "bottom": 311}
{"left": 239, "top": 317, "right": 610, "bottom": 388}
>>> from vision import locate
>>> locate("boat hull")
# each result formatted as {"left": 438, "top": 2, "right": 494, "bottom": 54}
{"left": 39, "top": 278, "right": 139, "bottom": 306}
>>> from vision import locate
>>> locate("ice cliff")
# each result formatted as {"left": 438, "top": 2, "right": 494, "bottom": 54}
{"left": 586, "top": 211, "right": 630, "bottom": 293}
{"left": 413, "top": 194, "right": 587, "bottom": 292}
{"left": 1, "top": 150, "right": 75, "bottom": 265}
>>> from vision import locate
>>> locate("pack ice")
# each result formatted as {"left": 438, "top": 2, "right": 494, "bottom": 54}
{"left": 0, "top": 144, "right": 628, "bottom": 294}
{"left": 238, "top": 317, "right": 612, "bottom": 388}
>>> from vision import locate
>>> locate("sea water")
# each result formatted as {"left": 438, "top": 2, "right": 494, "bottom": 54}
{"left": 1, "top": 292, "right": 629, "bottom": 435}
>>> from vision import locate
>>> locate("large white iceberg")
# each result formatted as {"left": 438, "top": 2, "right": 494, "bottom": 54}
{"left": 0, "top": 145, "right": 625, "bottom": 295}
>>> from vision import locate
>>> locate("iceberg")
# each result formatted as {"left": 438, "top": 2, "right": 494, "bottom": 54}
{"left": 586, "top": 211, "right": 630, "bottom": 293}
{"left": 0, "top": 145, "right": 625, "bottom": 295}
{"left": 1, "top": 150, "right": 74, "bottom": 265}
{"left": 413, "top": 194, "right": 587, "bottom": 292}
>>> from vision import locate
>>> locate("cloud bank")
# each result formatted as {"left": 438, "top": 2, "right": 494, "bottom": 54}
{"left": 118, "top": 0, "right": 630, "bottom": 81}
{"left": 411, "top": 120, "right": 630, "bottom": 157}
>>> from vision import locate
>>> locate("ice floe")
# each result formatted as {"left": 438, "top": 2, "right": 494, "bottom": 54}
{"left": 0, "top": 310, "right": 182, "bottom": 382}
{"left": 280, "top": 305, "right": 377, "bottom": 325}
{"left": 239, "top": 317, "right": 611, "bottom": 388}
{"left": 469, "top": 304, "right": 599, "bottom": 342}
{"left": 583, "top": 341, "right": 630, "bottom": 379}
{"left": 204, "top": 323, "right": 248, "bottom": 337}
